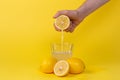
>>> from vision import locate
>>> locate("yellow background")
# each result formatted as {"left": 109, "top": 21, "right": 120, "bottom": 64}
{"left": 0, "top": 0, "right": 120, "bottom": 80}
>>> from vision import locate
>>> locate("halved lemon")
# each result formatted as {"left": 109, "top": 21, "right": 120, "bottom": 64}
{"left": 54, "top": 60, "right": 69, "bottom": 76}
{"left": 55, "top": 15, "right": 70, "bottom": 30}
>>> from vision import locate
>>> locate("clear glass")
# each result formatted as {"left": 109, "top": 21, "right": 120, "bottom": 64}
{"left": 51, "top": 42, "right": 73, "bottom": 61}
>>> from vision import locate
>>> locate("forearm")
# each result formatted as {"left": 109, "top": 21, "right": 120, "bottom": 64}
{"left": 77, "top": 0, "right": 110, "bottom": 19}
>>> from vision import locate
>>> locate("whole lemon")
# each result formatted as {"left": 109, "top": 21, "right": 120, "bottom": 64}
{"left": 40, "top": 57, "right": 57, "bottom": 73}
{"left": 67, "top": 57, "right": 85, "bottom": 74}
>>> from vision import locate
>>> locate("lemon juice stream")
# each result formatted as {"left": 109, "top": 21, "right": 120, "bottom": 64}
{"left": 52, "top": 30, "right": 72, "bottom": 60}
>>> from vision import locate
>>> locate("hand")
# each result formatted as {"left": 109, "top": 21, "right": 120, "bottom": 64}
{"left": 53, "top": 0, "right": 109, "bottom": 32}
{"left": 53, "top": 10, "right": 85, "bottom": 32}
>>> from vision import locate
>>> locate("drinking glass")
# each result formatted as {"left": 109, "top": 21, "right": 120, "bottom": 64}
{"left": 51, "top": 42, "right": 73, "bottom": 61}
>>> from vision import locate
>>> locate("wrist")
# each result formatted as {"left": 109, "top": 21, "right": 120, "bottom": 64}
{"left": 76, "top": 7, "right": 88, "bottom": 21}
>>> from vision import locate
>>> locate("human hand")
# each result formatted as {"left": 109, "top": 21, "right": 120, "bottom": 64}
{"left": 53, "top": 10, "right": 85, "bottom": 32}
{"left": 53, "top": 0, "right": 109, "bottom": 32}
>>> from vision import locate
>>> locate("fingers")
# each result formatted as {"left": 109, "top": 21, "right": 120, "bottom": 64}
{"left": 64, "top": 25, "right": 74, "bottom": 33}
{"left": 53, "top": 10, "right": 70, "bottom": 18}
{"left": 53, "top": 10, "right": 78, "bottom": 20}
{"left": 64, "top": 22, "right": 77, "bottom": 32}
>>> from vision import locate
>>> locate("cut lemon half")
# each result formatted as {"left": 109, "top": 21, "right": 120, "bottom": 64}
{"left": 55, "top": 15, "right": 70, "bottom": 30}
{"left": 54, "top": 60, "right": 69, "bottom": 77}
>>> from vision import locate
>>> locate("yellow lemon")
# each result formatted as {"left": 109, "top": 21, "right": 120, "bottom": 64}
{"left": 55, "top": 15, "right": 70, "bottom": 30}
{"left": 67, "top": 57, "right": 85, "bottom": 74}
{"left": 54, "top": 60, "right": 69, "bottom": 76}
{"left": 40, "top": 57, "right": 57, "bottom": 73}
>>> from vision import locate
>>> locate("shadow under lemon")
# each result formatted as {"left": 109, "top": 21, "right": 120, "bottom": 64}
{"left": 38, "top": 66, "right": 105, "bottom": 80}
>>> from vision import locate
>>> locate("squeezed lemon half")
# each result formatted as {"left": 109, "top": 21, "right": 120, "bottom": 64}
{"left": 54, "top": 60, "right": 69, "bottom": 76}
{"left": 55, "top": 15, "right": 70, "bottom": 30}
